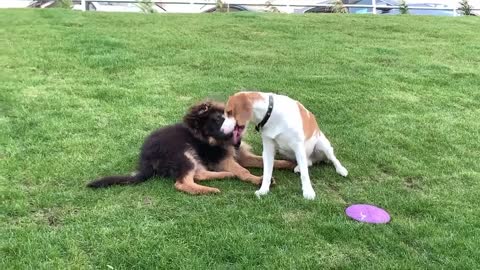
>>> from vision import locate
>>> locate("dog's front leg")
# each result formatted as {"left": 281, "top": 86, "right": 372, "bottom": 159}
{"left": 292, "top": 142, "right": 316, "bottom": 200}
{"left": 255, "top": 136, "right": 276, "bottom": 198}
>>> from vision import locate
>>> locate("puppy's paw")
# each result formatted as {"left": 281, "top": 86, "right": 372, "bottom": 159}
{"left": 270, "top": 176, "right": 276, "bottom": 186}
{"left": 283, "top": 160, "right": 297, "bottom": 170}
{"left": 336, "top": 166, "right": 348, "bottom": 177}
{"left": 250, "top": 176, "right": 262, "bottom": 186}
{"left": 294, "top": 165, "right": 300, "bottom": 174}
{"left": 254, "top": 176, "right": 277, "bottom": 187}
{"left": 302, "top": 188, "right": 316, "bottom": 200}
{"left": 255, "top": 188, "right": 270, "bottom": 198}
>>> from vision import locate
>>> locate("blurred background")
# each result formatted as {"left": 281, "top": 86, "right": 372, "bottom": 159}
{"left": 1, "top": 0, "right": 479, "bottom": 16}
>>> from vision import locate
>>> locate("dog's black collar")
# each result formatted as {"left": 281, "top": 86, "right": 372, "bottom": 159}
{"left": 255, "top": 95, "right": 273, "bottom": 132}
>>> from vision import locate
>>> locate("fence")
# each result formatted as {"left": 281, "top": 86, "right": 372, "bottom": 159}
{"left": 79, "top": 0, "right": 479, "bottom": 15}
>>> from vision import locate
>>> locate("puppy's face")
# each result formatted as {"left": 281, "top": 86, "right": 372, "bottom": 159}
{"left": 184, "top": 101, "right": 236, "bottom": 145}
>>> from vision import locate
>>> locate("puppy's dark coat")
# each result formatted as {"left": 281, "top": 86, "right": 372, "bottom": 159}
{"left": 87, "top": 101, "right": 294, "bottom": 194}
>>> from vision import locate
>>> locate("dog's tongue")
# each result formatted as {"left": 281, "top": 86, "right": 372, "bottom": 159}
{"left": 233, "top": 126, "right": 243, "bottom": 145}
{"left": 233, "top": 128, "right": 240, "bottom": 145}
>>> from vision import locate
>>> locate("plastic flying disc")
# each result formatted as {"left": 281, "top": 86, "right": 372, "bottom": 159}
{"left": 345, "top": 204, "right": 391, "bottom": 224}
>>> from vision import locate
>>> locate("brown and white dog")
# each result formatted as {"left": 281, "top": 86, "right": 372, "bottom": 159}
{"left": 220, "top": 91, "right": 348, "bottom": 200}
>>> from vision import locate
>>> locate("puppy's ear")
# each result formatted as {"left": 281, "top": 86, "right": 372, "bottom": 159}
{"left": 184, "top": 102, "right": 210, "bottom": 130}
{"left": 197, "top": 103, "right": 210, "bottom": 115}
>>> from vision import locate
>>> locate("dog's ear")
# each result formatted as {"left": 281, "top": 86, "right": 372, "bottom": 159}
{"left": 228, "top": 93, "right": 253, "bottom": 126}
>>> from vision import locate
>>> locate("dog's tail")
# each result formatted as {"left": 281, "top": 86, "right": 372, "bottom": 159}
{"left": 87, "top": 171, "right": 151, "bottom": 188}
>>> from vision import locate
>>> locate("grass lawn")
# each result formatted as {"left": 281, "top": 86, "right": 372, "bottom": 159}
{"left": 1, "top": 9, "right": 480, "bottom": 269}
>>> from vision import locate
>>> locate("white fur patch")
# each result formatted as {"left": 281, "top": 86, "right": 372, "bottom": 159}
{"left": 220, "top": 117, "right": 236, "bottom": 134}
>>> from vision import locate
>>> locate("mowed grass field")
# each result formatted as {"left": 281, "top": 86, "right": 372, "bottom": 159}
{"left": 1, "top": 9, "right": 480, "bottom": 269}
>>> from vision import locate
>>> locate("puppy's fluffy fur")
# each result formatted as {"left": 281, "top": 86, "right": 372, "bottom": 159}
{"left": 87, "top": 101, "right": 294, "bottom": 194}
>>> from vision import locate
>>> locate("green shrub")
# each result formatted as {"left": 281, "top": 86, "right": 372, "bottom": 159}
{"left": 265, "top": 1, "right": 280, "bottom": 13}
{"left": 399, "top": 0, "right": 409, "bottom": 15}
{"left": 331, "top": 0, "right": 348, "bottom": 13}
{"left": 459, "top": 0, "right": 473, "bottom": 16}
{"left": 55, "top": 0, "right": 72, "bottom": 8}
{"left": 136, "top": 0, "right": 156, "bottom": 13}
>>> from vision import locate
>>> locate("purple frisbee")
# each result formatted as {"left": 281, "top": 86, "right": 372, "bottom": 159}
{"left": 345, "top": 204, "right": 391, "bottom": 224}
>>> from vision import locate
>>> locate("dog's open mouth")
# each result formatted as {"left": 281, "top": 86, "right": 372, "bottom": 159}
{"left": 233, "top": 125, "right": 245, "bottom": 146}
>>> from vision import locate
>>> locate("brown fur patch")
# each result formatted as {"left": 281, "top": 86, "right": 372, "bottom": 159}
{"left": 175, "top": 171, "right": 220, "bottom": 194}
{"left": 297, "top": 102, "right": 319, "bottom": 140}
{"left": 225, "top": 92, "right": 265, "bottom": 126}
{"left": 244, "top": 92, "right": 264, "bottom": 102}
{"left": 194, "top": 171, "right": 234, "bottom": 181}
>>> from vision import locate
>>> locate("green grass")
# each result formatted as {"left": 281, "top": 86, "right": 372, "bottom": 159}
{"left": 1, "top": 9, "right": 480, "bottom": 269}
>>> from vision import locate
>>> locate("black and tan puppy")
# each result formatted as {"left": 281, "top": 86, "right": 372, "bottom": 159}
{"left": 87, "top": 101, "right": 294, "bottom": 194}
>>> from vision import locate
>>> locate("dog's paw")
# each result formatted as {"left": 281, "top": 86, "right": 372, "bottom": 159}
{"left": 302, "top": 188, "right": 316, "bottom": 200}
{"left": 336, "top": 166, "right": 348, "bottom": 177}
{"left": 294, "top": 165, "right": 300, "bottom": 174}
{"left": 255, "top": 188, "right": 270, "bottom": 198}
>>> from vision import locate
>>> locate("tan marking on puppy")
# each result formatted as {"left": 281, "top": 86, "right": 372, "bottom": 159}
{"left": 297, "top": 102, "right": 320, "bottom": 140}
{"left": 225, "top": 92, "right": 264, "bottom": 126}
{"left": 175, "top": 171, "right": 220, "bottom": 194}
{"left": 194, "top": 171, "right": 234, "bottom": 181}
{"left": 186, "top": 150, "right": 235, "bottom": 181}
{"left": 185, "top": 151, "right": 205, "bottom": 171}
{"left": 208, "top": 137, "right": 217, "bottom": 145}
{"left": 237, "top": 147, "right": 296, "bottom": 170}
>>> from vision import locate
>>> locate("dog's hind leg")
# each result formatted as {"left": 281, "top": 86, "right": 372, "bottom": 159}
{"left": 175, "top": 171, "right": 221, "bottom": 194}
{"left": 194, "top": 170, "right": 234, "bottom": 181}
{"left": 314, "top": 134, "right": 348, "bottom": 177}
